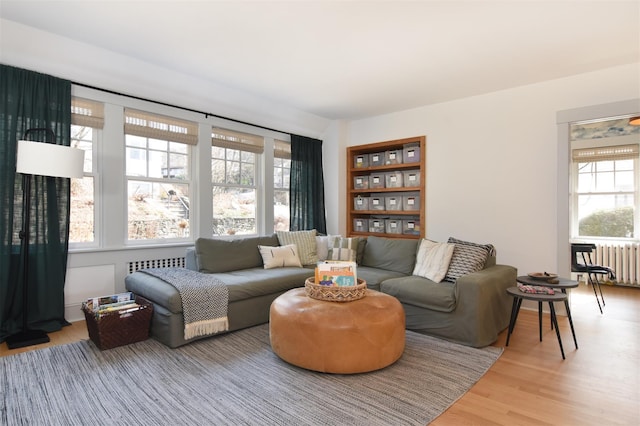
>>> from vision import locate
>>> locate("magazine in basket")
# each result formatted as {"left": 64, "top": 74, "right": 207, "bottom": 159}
{"left": 315, "top": 261, "right": 357, "bottom": 287}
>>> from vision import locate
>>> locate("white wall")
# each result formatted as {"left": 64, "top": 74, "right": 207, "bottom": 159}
{"left": 338, "top": 63, "right": 640, "bottom": 277}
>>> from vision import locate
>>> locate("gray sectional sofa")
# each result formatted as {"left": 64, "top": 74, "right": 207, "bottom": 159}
{"left": 125, "top": 234, "right": 516, "bottom": 348}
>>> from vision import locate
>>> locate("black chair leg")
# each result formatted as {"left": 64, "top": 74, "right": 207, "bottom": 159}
{"left": 588, "top": 273, "right": 604, "bottom": 314}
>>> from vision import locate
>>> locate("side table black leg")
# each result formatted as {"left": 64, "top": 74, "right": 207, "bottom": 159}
{"left": 548, "top": 301, "right": 565, "bottom": 360}
{"left": 506, "top": 296, "right": 521, "bottom": 346}
{"left": 565, "top": 299, "right": 578, "bottom": 349}
{"left": 538, "top": 301, "right": 543, "bottom": 341}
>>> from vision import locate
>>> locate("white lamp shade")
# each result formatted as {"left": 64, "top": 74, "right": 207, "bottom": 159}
{"left": 16, "top": 140, "right": 85, "bottom": 179}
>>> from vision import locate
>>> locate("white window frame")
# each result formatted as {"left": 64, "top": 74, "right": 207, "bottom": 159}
{"left": 124, "top": 109, "right": 196, "bottom": 244}
{"left": 570, "top": 135, "right": 640, "bottom": 243}
{"left": 273, "top": 139, "right": 291, "bottom": 232}
{"left": 69, "top": 97, "right": 104, "bottom": 250}
{"left": 211, "top": 128, "right": 264, "bottom": 236}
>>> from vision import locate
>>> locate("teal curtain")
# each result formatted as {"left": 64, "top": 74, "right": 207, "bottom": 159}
{"left": 0, "top": 65, "right": 72, "bottom": 341}
{"left": 289, "top": 135, "right": 327, "bottom": 234}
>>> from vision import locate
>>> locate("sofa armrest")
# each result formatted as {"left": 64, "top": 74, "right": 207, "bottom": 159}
{"left": 453, "top": 264, "right": 517, "bottom": 346}
{"left": 456, "top": 264, "right": 517, "bottom": 292}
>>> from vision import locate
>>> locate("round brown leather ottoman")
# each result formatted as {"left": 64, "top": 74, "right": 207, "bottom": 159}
{"left": 269, "top": 287, "right": 405, "bottom": 374}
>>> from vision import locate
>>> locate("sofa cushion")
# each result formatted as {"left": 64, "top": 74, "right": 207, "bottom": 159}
{"left": 413, "top": 239, "right": 455, "bottom": 283}
{"left": 381, "top": 276, "right": 457, "bottom": 312}
{"left": 195, "top": 234, "right": 279, "bottom": 273}
{"left": 444, "top": 237, "right": 495, "bottom": 283}
{"left": 357, "top": 266, "right": 407, "bottom": 291}
{"left": 361, "top": 236, "right": 418, "bottom": 275}
{"left": 214, "top": 267, "right": 312, "bottom": 302}
{"left": 258, "top": 244, "right": 303, "bottom": 269}
{"left": 276, "top": 230, "right": 318, "bottom": 265}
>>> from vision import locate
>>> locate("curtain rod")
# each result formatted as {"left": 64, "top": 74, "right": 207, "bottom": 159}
{"left": 73, "top": 81, "right": 295, "bottom": 136}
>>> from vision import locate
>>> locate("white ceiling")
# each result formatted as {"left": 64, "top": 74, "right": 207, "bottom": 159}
{"left": 1, "top": 1, "right": 639, "bottom": 120}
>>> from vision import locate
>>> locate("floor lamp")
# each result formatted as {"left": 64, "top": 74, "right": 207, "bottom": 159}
{"left": 6, "top": 129, "right": 84, "bottom": 350}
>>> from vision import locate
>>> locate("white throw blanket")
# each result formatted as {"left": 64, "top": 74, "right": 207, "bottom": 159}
{"left": 140, "top": 268, "right": 229, "bottom": 340}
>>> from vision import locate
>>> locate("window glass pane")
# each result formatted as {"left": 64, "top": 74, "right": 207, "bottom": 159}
{"left": 241, "top": 151, "right": 255, "bottom": 163}
{"left": 126, "top": 135, "right": 146, "bottom": 148}
{"left": 578, "top": 194, "right": 634, "bottom": 238}
{"left": 125, "top": 124, "right": 191, "bottom": 242}
{"left": 227, "top": 149, "right": 240, "bottom": 162}
{"left": 596, "top": 171, "right": 614, "bottom": 192}
{"left": 170, "top": 142, "right": 188, "bottom": 154}
{"left": 596, "top": 160, "right": 614, "bottom": 172}
{"left": 616, "top": 170, "right": 634, "bottom": 191}
{"left": 148, "top": 150, "right": 167, "bottom": 178}
{"left": 227, "top": 161, "right": 240, "bottom": 184}
{"left": 617, "top": 159, "right": 634, "bottom": 170}
{"left": 274, "top": 190, "right": 289, "bottom": 232}
{"left": 70, "top": 124, "right": 96, "bottom": 245}
{"left": 212, "top": 159, "right": 225, "bottom": 183}
{"left": 128, "top": 181, "right": 190, "bottom": 239}
{"left": 70, "top": 177, "right": 94, "bottom": 243}
{"left": 241, "top": 163, "right": 255, "bottom": 186}
{"left": 212, "top": 146, "right": 225, "bottom": 159}
{"left": 169, "top": 153, "right": 188, "bottom": 179}
{"left": 212, "top": 187, "right": 256, "bottom": 235}
{"left": 126, "top": 147, "right": 147, "bottom": 176}
{"left": 148, "top": 138, "right": 167, "bottom": 151}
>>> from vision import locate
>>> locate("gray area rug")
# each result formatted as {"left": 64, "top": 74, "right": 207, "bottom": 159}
{"left": 1, "top": 324, "right": 502, "bottom": 425}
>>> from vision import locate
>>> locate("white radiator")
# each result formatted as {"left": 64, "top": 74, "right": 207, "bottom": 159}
{"left": 594, "top": 243, "right": 640, "bottom": 286}
{"left": 127, "top": 257, "right": 185, "bottom": 274}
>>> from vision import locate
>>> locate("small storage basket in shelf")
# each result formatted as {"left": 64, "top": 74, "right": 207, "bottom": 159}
{"left": 82, "top": 295, "right": 153, "bottom": 350}
{"left": 305, "top": 278, "right": 367, "bottom": 302}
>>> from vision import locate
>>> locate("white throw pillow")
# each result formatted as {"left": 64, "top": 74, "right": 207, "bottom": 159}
{"left": 258, "top": 244, "right": 303, "bottom": 269}
{"left": 412, "top": 239, "right": 455, "bottom": 282}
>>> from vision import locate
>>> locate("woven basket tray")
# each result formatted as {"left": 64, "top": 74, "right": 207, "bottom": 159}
{"left": 305, "top": 278, "right": 367, "bottom": 302}
{"left": 82, "top": 295, "right": 153, "bottom": 350}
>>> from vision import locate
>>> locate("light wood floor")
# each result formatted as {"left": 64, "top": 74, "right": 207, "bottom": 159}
{"left": 2, "top": 284, "right": 638, "bottom": 425}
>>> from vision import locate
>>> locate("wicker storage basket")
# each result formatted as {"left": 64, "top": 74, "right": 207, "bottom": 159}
{"left": 305, "top": 278, "right": 367, "bottom": 302}
{"left": 82, "top": 295, "right": 153, "bottom": 350}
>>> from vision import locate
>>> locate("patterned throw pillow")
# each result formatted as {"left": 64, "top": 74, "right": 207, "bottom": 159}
{"left": 444, "top": 237, "right": 495, "bottom": 283}
{"left": 276, "top": 230, "right": 318, "bottom": 265}
{"left": 412, "top": 239, "right": 455, "bottom": 283}
{"left": 258, "top": 244, "right": 303, "bottom": 269}
{"left": 327, "top": 237, "right": 360, "bottom": 262}
{"left": 316, "top": 235, "right": 339, "bottom": 261}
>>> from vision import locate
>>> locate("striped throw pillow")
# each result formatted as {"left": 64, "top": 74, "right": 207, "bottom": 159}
{"left": 444, "top": 238, "right": 495, "bottom": 283}
{"left": 276, "top": 230, "right": 318, "bottom": 265}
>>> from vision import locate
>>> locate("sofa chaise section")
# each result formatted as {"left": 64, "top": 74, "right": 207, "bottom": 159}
{"left": 125, "top": 234, "right": 312, "bottom": 348}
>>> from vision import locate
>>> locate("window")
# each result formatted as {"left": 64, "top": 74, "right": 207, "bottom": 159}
{"left": 125, "top": 109, "right": 196, "bottom": 241}
{"left": 69, "top": 97, "right": 104, "bottom": 246}
{"left": 211, "top": 128, "right": 263, "bottom": 236}
{"left": 274, "top": 139, "right": 291, "bottom": 231}
{"left": 571, "top": 121, "right": 640, "bottom": 240}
